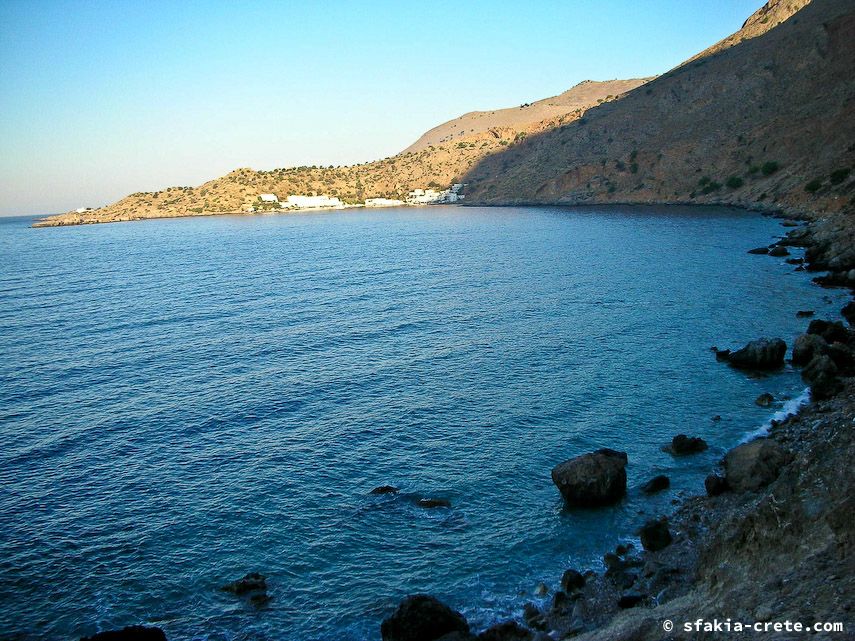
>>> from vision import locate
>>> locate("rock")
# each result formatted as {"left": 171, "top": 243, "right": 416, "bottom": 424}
{"left": 639, "top": 517, "right": 673, "bottom": 552}
{"left": 522, "top": 603, "right": 546, "bottom": 631}
{"left": 417, "top": 498, "right": 451, "bottom": 509}
{"left": 704, "top": 474, "right": 730, "bottom": 496}
{"left": 560, "top": 569, "right": 586, "bottom": 593}
{"left": 551, "top": 590, "right": 572, "bottom": 612}
{"left": 842, "top": 300, "right": 855, "bottom": 325}
{"left": 795, "top": 309, "right": 814, "bottom": 317}
{"left": 725, "top": 338, "right": 787, "bottom": 369}
{"left": 663, "top": 435, "right": 708, "bottom": 456}
{"left": 435, "top": 634, "right": 476, "bottom": 641}
{"left": 478, "top": 621, "right": 533, "bottom": 641}
{"left": 221, "top": 572, "right": 267, "bottom": 595}
{"left": 768, "top": 246, "right": 790, "bottom": 257}
{"left": 250, "top": 593, "right": 272, "bottom": 607}
{"left": 617, "top": 593, "right": 645, "bottom": 608}
{"left": 712, "top": 415, "right": 722, "bottom": 421}
{"left": 781, "top": 220, "right": 800, "bottom": 227}
{"left": 534, "top": 582, "right": 548, "bottom": 596}
{"left": 713, "top": 348, "right": 732, "bottom": 362}
{"left": 748, "top": 247, "right": 770, "bottom": 254}
{"left": 807, "top": 319, "right": 850, "bottom": 344}
{"left": 371, "top": 485, "right": 400, "bottom": 495}
{"left": 81, "top": 627, "right": 167, "bottom": 641}
{"left": 381, "top": 595, "right": 470, "bottom": 641}
{"left": 792, "top": 333, "right": 827, "bottom": 366}
{"left": 550, "top": 448, "right": 628, "bottom": 507}
{"left": 724, "top": 439, "right": 792, "bottom": 492}
{"left": 755, "top": 393, "right": 774, "bottom": 407}
{"left": 827, "top": 342, "right": 855, "bottom": 370}
{"left": 640, "top": 475, "right": 670, "bottom": 494}
{"left": 801, "top": 354, "right": 842, "bottom": 400}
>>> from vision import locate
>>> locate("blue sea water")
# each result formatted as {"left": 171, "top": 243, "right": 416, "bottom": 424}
{"left": 0, "top": 206, "right": 847, "bottom": 641}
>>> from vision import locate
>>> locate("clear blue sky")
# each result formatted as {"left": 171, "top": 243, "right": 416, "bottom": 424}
{"left": 0, "top": 0, "right": 761, "bottom": 216}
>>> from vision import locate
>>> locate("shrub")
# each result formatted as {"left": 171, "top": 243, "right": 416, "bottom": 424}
{"left": 615, "top": 160, "right": 626, "bottom": 171}
{"left": 629, "top": 150, "right": 638, "bottom": 162}
{"left": 829, "top": 167, "right": 850, "bottom": 185}
{"left": 804, "top": 179, "right": 823, "bottom": 193}
{"left": 747, "top": 165, "right": 760, "bottom": 175}
{"left": 698, "top": 176, "right": 711, "bottom": 186}
{"left": 726, "top": 176, "right": 744, "bottom": 189}
{"left": 761, "top": 161, "right": 779, "bottom": 176}
{"left": 630, "top": 163, "right": 638, "bottom": 174}
{"left": 700, "top": 181, "right": 722, "bottom": 194}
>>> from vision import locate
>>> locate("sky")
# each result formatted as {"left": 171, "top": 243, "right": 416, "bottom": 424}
{"left": 0, "top": 0, "right": 762, "bottom": 217}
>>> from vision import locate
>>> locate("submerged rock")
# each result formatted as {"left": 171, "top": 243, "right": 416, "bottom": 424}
{"left": 417, "top": 498, "right": 451, "bottom": 509}
{"left": 663, "top": 435, "right": 708, "bottom": 456}
{"left": 755, "top": 392, "right": 774, "bottom": 407}
{"left": 748, "top": 247, "right": 770, "bottom": 254}
{"left": 551, "top": 448, "right": 628, "bottom": 507}
{"left": 81, "top": 628, "right": 167, "bottom": 641}
{"left": 640, "top": 475, "right": 670, "bottom": 494}
{"left": 220, "top": 572, "right": 267, "bottom": 595}
{"left": 639, "top": 517, "right": 673, "bottom": 552}
{"left": 724, "top": 439, "right": 791, "bottom": 492}
{"left": 796, "top": 309, "right": 814, "bottom": 317}
{"left": 381, "top": 594, "right": 469, "bottom": 641}
{"left": 370, "top": 485, "right": 400, "bottom": 495}
{"left": 724, "top": 338, "right": 787, "bottom": 370}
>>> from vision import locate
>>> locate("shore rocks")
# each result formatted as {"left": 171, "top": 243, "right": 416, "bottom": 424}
{"left": 371, "top": 485, "right": 400, "bottom": 495}
{"left": 807, "top": 319, "right": 850, "bottom": 344}
{"left": 81, "top": 627, "right": 167, "bottom": 641}
{"left": 842, "top": 300, "right": 855, "bottom": 325}
{"left": 724, "top": 439, "right": 791, "bottom": 492}
{"left": 768, "top": 246, "right": 790, "bottom": 257}
{"left": 560, "top": 569, "right": 586, "bottom": 593}
{"left": 417, "top": 498, "right": 451, "bottom": 509}
{"left": 748, "top": 247, "right": 770, "bottom": 254}
{"left": 551, "top": 449, "right": 628, "bottom": 507}
{"left": 722, "top": 338, "right": 787, "bottom": 369}
{"left": 796, "top": 309, "right": 814, "bottom": 317}
{"left": 478, "top": 621, "right": 533, "bottom": 641}
{"left": 801, "top": 354, "right": 842, "bottom": 400}
{"left": 220, "top": 572, "right": 266, "bottom": 595}
{"left": 617, "top": 592, "right": 645, "bottom": 608}
{"left": 755, "top": 393, "right": 774, "bottom": 407}
{"left": 381, "top": 595, "right": 470, "bottom": 641}
{"left": 663, "top": 435, "right": 708, "bottom": 455}
{"left": 792, "top": 333, "right": 827, "bottom": 366}
{"left": 639, "top": 517, "right": 673, "bottom": 552}
{"left": 704, "top": 474, "right": 729, "bottom": 496}
{"left": 640, "top": 475, "right": 670, "bottom": 494}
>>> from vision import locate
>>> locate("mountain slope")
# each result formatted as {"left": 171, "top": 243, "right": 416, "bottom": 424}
{"left": 401, "top": 78, "right": 650, "bottom": 154}
{"left": 464, "top": 0, "right": 855, "bottom": 219}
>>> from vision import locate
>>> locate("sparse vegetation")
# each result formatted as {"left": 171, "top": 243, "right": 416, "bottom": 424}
{"left": 804, "top": 178, "right": 823, "bottom": 193}
{"left": 829, "top": 167, "right": 850, "bottom": 184}
{"left": 726, "top": 176, "right": 744, "bottom": 189}
{"left": 761, "top": 161, "right": 780, "bottom": 176}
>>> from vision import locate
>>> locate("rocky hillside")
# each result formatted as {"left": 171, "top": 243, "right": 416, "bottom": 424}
{"left": 401, "top": 79, "right": 650, "bottom": 154}
{"left": 463, "top": 0, "right": 855, "bottom": 223}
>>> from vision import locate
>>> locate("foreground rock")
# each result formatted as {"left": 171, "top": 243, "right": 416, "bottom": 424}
{"left": 639, "top": 517, "right": 673, "bottom": 552}
{"left": 81, "top": 627, "right": 167, "bottom": 641}
{"left": 662, "top": 435, "right": 708, "bottom": 455}
{"left": 801, "top": 354, "right": 842, "bottom": 400}
{"left": 640, "top": 475, "right": 670, "bottom": 494}
{"left": 718, "top": 338, "right": 786, "bottom": 369}
{"left": 381, "top": 595, "right": 469, "bottom": 641}
{"left": 551, "top": 449, "right": 628, "bottom": 507}
{"left": 791, "top": 333, "right": 827, "bottom": 366}
{"left": 724, "top": 439, "right": 791, "bottom": 492}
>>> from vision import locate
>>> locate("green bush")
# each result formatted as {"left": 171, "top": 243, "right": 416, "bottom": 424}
{"left": 829, "top": 167, "right": 850, "bottom": 185}
{"left": 761, "top": 161, "right": 779, "bottom": 176}
{"left": 630, "top": 163, "right": 638, "bottom": 174}
{"left": 698, "top": 176, "right": 711, "bottom": 186}
{"left": 804, "top": 179, "right": 823, "bottom": 193}
{"left": 700, "top": 181, "right": 722, "bottom": 194}
{"left": 726, "top": 176, "right": 744, "bottom": 189}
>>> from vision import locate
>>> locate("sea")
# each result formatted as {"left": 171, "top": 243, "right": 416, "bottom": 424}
{"left": 0, "top": 205, "right": 847, "bottom": 640}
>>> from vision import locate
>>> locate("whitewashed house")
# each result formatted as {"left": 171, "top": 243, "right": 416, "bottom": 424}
{"left": 258, "top": 193, "right": 279, "bottom": 203}
{"left": 285, "top": 195, "right": 343, "bottom": 209}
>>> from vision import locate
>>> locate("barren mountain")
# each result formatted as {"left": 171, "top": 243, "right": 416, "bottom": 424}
{"left": 464, "top": 0, "right": 855, "bottom": 221}
{"left": 401, "top": 79, "right": 650, "bottom": 154}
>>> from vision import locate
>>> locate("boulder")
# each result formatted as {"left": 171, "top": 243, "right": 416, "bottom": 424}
{"left": 768, "top": 246, "right": 790, "bottom": 257}
{"left": 754, "top": 393, "right": 774, "bottom": 407}
{"left": 551, "top": 449, "right": 628, "bottom": 507}
{"left": 807, "top": 319, "right": 850, "bottom": 344}
{"left": 417, "top": 498, "right": 451, "bottom": 509}
{"left": 827, "top": 342, "right": 855, "bottom": 371}
{"left": 560, "top": 569, "right": 586, "bottom": 593}
{"left": 724, "top": 439, "right": 792, "bottom": 492}
{"left": 725, "top": 338, "right": 786, "bottom": 369}
{"left": 801, "top": 354, "right": 842, "bottom": 400}
{"left": 81, "top": 628, "right": 167, "bottom": 641}
{"left": 639, "top": 518, "right": 672, "bottom": 552}
{"left": 381, "top": 595, "right": 470, "bottom": 641}
{"left": 371, "top": 485, "right": 400, "bottom": 495}
{"left": 704, "top": 474, "right": 729, "bottom": 496}
{"left": 842, "top": 300, "right": 855, "bottom": 325}
{"left": 640, "top": 475, "right": 670, "bottom": 494}
{"left": 522, "top": 603, "right": 546, "bottom": 631}
{"left": 748, "top": 247, "right": 770, "bottom": 254}
{"left": 663, "top": 435, "right": 708, "bottom": 456}
{"left": 478, "top": 622, "right": 533, "bottom": 641}
{"left": 221, "top": 572, "right": 266, "bottom": 595}
{"left": 792, "top": 333, "right": 827, "bottom": 366}
{"left": 617, "top": 593, "right": 645, "bottom": 609}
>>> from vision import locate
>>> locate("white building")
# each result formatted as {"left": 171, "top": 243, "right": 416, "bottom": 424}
{"left": 285, "top": 195, "right": 344, "bottom": 209}
{"left": 75, "top": 207, "right": 93, "bottom": 213}
{"left": 258, "top": 193, "right": 279, "bottom": 203}
{"left": 365, "top": 198, "right": 404, "bottom": 207}
{"left": 406, "top": 186, "right": 465, "bottom": 205}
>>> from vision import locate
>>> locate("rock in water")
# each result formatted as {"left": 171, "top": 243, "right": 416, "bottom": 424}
{"left": 478, "top": 621, "right": 533, "bottom": 641}
{"left": 370, "top": 485, "right": 400, "bottom": 495}
{"left": 640, "top": 475, "right": 670, "bottom": 494}
{"left": 725, "top": 338, "right": 786, "bottom": 369}
{"left": 380, "top": 594, "right": 469, "bottom": 641}
{"left": 639, "top": 517, "right": 673, "bottom": 552}
{"left": 663, "top": 435, "right": 708, "bottom": 455}
{"left": 560, "top": 568, "right": 586, "bottom": 593}
{"left": 768, "top": 245, "right": 790, "bottom": 257}
{"left": 220, "top": 572, "right": 267, "bottom": 595}
{"left": 704, "top": 474, "right": 729, "bottom": 496}
{"left": 417, "top": 498, "right": 451, "bottom": 509}
{"left": 724, "top": 439, "right": 792, "bottom": 492}
{"left": 81, "top": 627, "right": 167, "bottom": 641}
{"left": 755, "top": 393, "right": 774, "bottom": 407}
{"left": 801, "top": 354, "right": 842, "bottom": 400}
{"left": 550, "top": 449, "right": 628, "bottom": 507}
{"left": 748, "top": 247, "right": 770, "bottom": 254}
{"left": 792, "top": 333, "right": 827, "bottom": 366}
